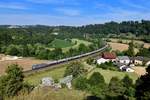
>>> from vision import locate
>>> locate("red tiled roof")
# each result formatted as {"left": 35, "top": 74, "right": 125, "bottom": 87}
{"left": 102, "top": 52, "right": 116, "bottom": 59}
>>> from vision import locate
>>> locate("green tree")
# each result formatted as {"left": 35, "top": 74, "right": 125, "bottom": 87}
{"left": 106, "top": 77, "right": 126, "bottom": 99}
{"left": 87, "top": 72, "right": 106, "bottom": 99}
{"left": 122, "top": 75, "right": 135, "bottom": 98}
{"left": 5, "top": 45, "right": 19, "bottom": 56}
{"left": 135, "top": 65, "right": 150, "bottom": 100}
{"left": 122, "top": 75, "right": 133, "bottom": 87}
{"left": 88, "top": 72, "right": 105, "bottom": 86}
{"left": 0, "top": 64, "right": 24, "bottom": 97}
{"left": 74, "top": 76, "right": 87, "bottom": 90}
{"left": 64, "top": 62, "right": 85, "bottom": 78}
{"left": 37, "top": 49, "right": 49, "bottom": 59}
{"left": 86, "top": 57, "right": 94, "bottom": 65}
{"left": 78, "top": 43, "right": 88, "bottom": 54}
{"left": 126, "top": 40, "right": 135, "bottom": 57}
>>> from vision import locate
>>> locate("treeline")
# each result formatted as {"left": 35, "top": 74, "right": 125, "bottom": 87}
{"left": 0, "top": 39, "right": 104, "bottom": 60}
{"left": 0, "top": 20, "right": 150, "bottom": 46}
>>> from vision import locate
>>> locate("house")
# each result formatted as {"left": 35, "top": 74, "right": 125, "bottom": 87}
{"left": 102, "top": 52, "right": 116, "bottom": 61}
{"left": 117, "top": 56, "right": 130, "bottom": 65}
{"left": 97, "top": 58, "right": 109, "bottom": 65}
{"left": 97, "top": 52, "right": 117, "bottom": 65}
{"left": 134, "top": 56, "right": 144, "bottom": 65}
{"left": 41, "top": 77, "right": 54, "bottom": 86}
{"left": 59, "top": 75, "right": 73, "bottom": 89}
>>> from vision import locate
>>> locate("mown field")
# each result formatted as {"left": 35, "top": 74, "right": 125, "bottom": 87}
{"left": 87, "top": 68, "right": 138, "bottom": 84}
{"left": 85, "top": 63, "right": 139, "bottom": 84}
{"left": 47, "top": 38, "right": 92, "bottom": 52}
{"left": 49, "top": 39, "right": 75, "bottom": 48}
{"left": 25, "top": 66, "right": 66, "bottom": 85}
{"left": 62, "top": 39, "right": 92, "bottom": 52}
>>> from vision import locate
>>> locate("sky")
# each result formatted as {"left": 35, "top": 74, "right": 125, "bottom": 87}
{"left": 0, "top": 0, "right": 150, "bottom": 26}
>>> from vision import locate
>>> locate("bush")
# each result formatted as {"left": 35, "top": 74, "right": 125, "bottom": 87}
{"left": 0, "top": 64, "right": 33, "bottom": 98}
{"left": 88, "top": 72, "right": 105, "bottom": 86}
{"left": 64, "top": 62, "right": 86, "bottom": 78}
{"left": 86, "top": 58, "right": 95, "bottom": 65}
{"left": 97, "top": 62, "right": 119, "bottom": 71}
{"left": 73, "top": 76, "right": 88, "bottom": 90}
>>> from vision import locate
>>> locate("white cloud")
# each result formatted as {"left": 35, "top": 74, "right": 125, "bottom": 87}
{"left": 0, "top": 2, "right": 27, "bottom": 10}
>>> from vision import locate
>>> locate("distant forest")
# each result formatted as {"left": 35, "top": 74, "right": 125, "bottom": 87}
{"left": 0, "top": 20, "right": 150, "bottom": 46}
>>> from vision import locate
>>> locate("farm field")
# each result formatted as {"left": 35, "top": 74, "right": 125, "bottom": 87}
{"left": 108, "top": 42, "right": 139, "bottom": 53}
{"left": 62, "top": 39, "right": 92, "bottom": 52}
{"left": 10, "top": 88, "right": 88, "bottom": 100}
{"left": 108, "top": 38, "right": 150, "bottom": 48}
{"left": 25, "top": 66, "right": 66, "bottom": 85}
{"left": 48, "top": 38, "right": 92, "bottom": 52}
{"left": 49, "top": 39, "right": 75, "bottom": 48}
{"left": 0, "top": 57, "right": 48, "bottom": 75}
{"left": 87, "top": 68, "right": 138, "bottom": 84}
{"left": 108, "top": 42, "right": 129, "bottom": 51}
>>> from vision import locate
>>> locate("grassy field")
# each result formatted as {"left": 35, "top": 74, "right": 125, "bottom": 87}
{"left": 62, "top": 39, "right": 92, "bottom": 52}
{"left": 87, "top": 68, "right": 139, "bottom": 84}
{"left": 25, "top": 66, "right": 66, "bottom": 85}
{"left": 49, "top": 39, "right": 74, "bottom": 48}
{"left": 48, "top": 38, "right": 92, "bottom": 52}
{"left": 9, "top": 88, "right": 88, "bottom": 100}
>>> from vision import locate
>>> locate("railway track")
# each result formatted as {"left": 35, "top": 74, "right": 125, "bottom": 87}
{"left": 24, "top": 45, "right": 108, "bottom": 75}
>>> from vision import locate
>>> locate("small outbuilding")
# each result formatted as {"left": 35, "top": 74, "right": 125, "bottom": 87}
{"left": 117, "top": 56, "right": 130, "bottom": 65}
{"left": 133, "top": 56, "right": 144, "bottom": 65}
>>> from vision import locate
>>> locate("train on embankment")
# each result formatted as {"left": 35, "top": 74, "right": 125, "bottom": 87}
{"left": 31, "top": 45, "right": 108, "bottom": 71}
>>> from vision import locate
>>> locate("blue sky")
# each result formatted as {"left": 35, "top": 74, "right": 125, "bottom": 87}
{"left": 0, "top": 0, "right": 150, "bottom": 26}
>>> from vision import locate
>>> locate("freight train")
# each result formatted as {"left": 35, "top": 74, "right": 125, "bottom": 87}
{"left": 32, "top": 45, "right": 108, "bottom": 70}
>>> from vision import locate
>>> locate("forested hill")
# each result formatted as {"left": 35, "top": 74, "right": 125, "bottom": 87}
{"left": 0, "top": 20, "right": 150, "bottom": 36}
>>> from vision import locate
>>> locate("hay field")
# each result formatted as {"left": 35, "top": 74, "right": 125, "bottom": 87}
{"left": 108, "top": 38, "right": 150, "bottom": 48}
{"left": 108, "top": 42, "right": 129, "bottom": 51}
{"left": 0, "top": 57, "right": 48, "bottom": 75}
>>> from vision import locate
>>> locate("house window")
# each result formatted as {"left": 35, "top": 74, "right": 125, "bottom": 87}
{"left": 124, "top": 61, "right": 126, "bottom": 64}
